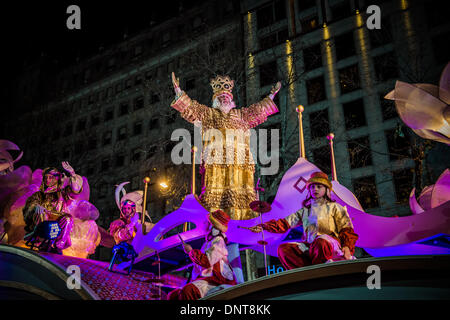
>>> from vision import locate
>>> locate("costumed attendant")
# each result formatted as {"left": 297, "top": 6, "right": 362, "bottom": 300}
{"left": 250, "top": 172, "right": 359, "bottom": 269}
{"left": 109, "top": 182, "right": 144, "bottom": 244}
{"left": 168, "top": 209, "right": 237, "bottom": 300}
{"left": 23, "top": 162, "right": 82, "bottom": 253}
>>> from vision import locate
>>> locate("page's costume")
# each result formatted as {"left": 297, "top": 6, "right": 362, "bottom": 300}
{"left": 168, "top": 209, "right": 237, "bottom": 300}
{"left": 258, "top": 172, "right": 359, "bottom": 269}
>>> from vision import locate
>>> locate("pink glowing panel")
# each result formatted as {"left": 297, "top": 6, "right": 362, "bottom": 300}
{"left": 132, "top": 194, "right": 210, "bottom": 259}
{"left": 409, "top": 188, "right": 425, "bottom": 215}
{"left": 431, "top": 169, "right": 450, "bottom": 208}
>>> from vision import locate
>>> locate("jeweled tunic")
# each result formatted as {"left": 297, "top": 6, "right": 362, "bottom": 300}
{"left": 171, "top": 92, "right": 278, "bottom": 220}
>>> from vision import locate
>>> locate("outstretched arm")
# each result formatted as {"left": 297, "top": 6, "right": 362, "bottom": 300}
{"left": 241, "top": 81, "right": 281, "bottom": 128}
{"left": 170, "top": 72, "right": 210, "bottom": 124}
{"left": 62, "top": 161, "right": 83, "bottom": 194}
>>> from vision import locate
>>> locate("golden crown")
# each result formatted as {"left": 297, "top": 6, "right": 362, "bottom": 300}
{"left": 210, "top": 75, "right": 234, "bottom": 100}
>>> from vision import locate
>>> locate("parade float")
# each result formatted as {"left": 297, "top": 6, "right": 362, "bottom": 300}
{"left": 0, "top": 64, "right": 449, "bottom": 300}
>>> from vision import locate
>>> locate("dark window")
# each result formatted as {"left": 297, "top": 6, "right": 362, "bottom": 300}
{"left": 392, "top": 168, "right": 414, "bottom": 204}
{"left": 259, "top": 61, "right": 278, "bottom": 87}
{"left": 259, "top": 29, "right": 288, "bottom": 51}
{"left": 115, "top": 82, "right": 123, "bottom": 93}
{"left": 348, "top": 136, "right": 372, "bottom": 169}
{"left": 385, "top": 128, "right": 410, "bottom": 161}
{"left": 300, "top": 15, "right": 319, "bottom": 34}
{"left": 257, "top": 0, "right": 286, "bottom": 29}
{"left": 149, "top": 118, "right": 159, "bottom": 130}
{"left": 353, "top": 175, "right": 379, "bottom": 209}
{"left": 373, "top": 52, "right": 398, "bottom": 82}
{"left": 74, "top": 142, "right": 83, "bottom": 154}
{"left": 431, "top": 31, "right": 450, "bottom": 65}
{"left": 91, "top": 113, "right": 100, "bottom": 127}
{"left": 52, "top": 129, "right": 60, "bottom": 140}
{"left": 103, "top": 131, "right": 112, "bottom": 146}
{"left": 334, "top": 32, "right": 355, "bottom": 61}
{"left": 339, "top": 64, "right": 361, "bottom": 94}
{"left": 117, "top": 126, "right": 127, "bottom": 141}
{"left": 87, "top": 165, "right": 95, "bottom": 176}
{"left": 125, "top": 78, "right": 132, "bottom": 89}
{"left": 63, "top": 123, "right": 73, "bottom": 137}
{"left": 425, "top": 1, "right": 447, "bottom": 28}
{"left": 164, "top": 141, "right": 176, "bottom": 153}
{"left": 115, "top": 154, "right": 125, "bottom": 167}
{"left": 343, "top": 99, "right": 366, "bottom": 130}
{"left": 101, "top": 158, "right": 110, "bottom": 172}
{"left": 379, "top": 94, "right": 397, "bottom": 120}
{"left": 209, "top": 39, "right": 225, "bottom": 56}
{"left": 134, "top": 96, "right": 144, "bottom": 110}
{"left": 312, "top": 146, "right": 331, "bottom": 174}
{"left": 88, "top": 137, "right": 97, "bottom": 150}
{"left": 303, "top": 43, "right": 322, "bottom": 71}
{"left": 297, "top": 0, "right": 316, "bottom": 11}
{"left": 306, "top": 76, "right": 326, "bottom": 104}
{"left": 133, "top": 121, "right": 143, "bottom": 136}
{"left": 131, "top": 148, "right": 142, "bottom": 162}
{"left": 368, "top": 18, "right": 392, "bottom": 49}
{"left": 185, "top": 78, "right": 196, "bottom": 91}
{"left": 309, "top": 109, "right": 330, "bottom": 139}
{"left": 135, "top": 74, "right": 143, "bottom": 86}
{"left": 76, "top": 118, "right": 86, "bottom": 131}
{"left": 150, "top": 94, "right": 160, "bottom": 104}
{"left": 105, "top": 108, "right": 114, "bottom": 121}
{"left": 119, "top": 103, "right": 129, "bottom": 116}
{"left": 330, "top": 1, "right": 352, "bottom": 22}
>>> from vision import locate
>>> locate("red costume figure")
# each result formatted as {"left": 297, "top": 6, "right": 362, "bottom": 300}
{"left": 250, "top": 172, "right": 359, "bottom": 270}
{"left": 168, "top": 209, "right": 237, "bottom": 300}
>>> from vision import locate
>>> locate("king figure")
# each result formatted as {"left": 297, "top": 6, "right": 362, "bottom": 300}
{"left": 170, "top": 72, "right": 281, "bottom": 220}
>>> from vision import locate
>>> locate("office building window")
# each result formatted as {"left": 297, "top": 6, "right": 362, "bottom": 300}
{"left": 373, "top": 52, "right": 398, "bottom": 82}
{"left": 105, "top": 108, "right": 114, "bottom": 121}
{"left": 103, "top": 131, "right": 112, "bottom": 146}
{"left": 353, "top": 175, "right": 379, "bottom": 209}
{"left": 63, "top": 123, "right": 73, "bottom": 137}
{"left": 119, "top": 103, "right": 129, "bottom": 116}
{"left": 309, "top": 108, "right": 330, "bottom": 139}
{"left": 134, "top": 96, "right": 144, "bottom": 110}
{"left": 297, "top": 0, "right": 316, "bottom": 11}
{"left": 76, "top": 118, "right": 86, "bottom": 131}
{"left": 91, "top": 113, "right": 100, "bottom": 127}
{"left": 149, "top": 118, "right": 159, "bottom": 130}
{"left": 306, "top": 75, "right": 326, "bottom": 105}
{"left": 300, "top": 15, "right": 319, "bottom": 34}
{"left": 379, "top": 93, "right": 397, "bottom": 120}
{"left": 392, "top": 168, "right": 414, "bottom": 204}
{"left": 432, "top": 31, "right": 450, "bottom": 65}
{"left": 259, "top": 29, "right": 289, "bottom": 51}
{"left": 348, "top": 136, "right": 372, "bottom": 169}
{"left": 133, "top": 121, "right": 143, "bottom": 136}
{"left": 385, "top": 128, "right": 410, "bottom": 161}
{"left": 118, "top": 126, "right": 127, "bottom": 141}
{"left": 339, "top": 64, "right": 361, "bottom": 94}
{"left": 303, "top": 43, "right": 322, "bottom": 72}
{"left": 131, "top": 148, "right": 142, "bottom": 162}
{"left": 330, "top": 1, "right": 352, "bottom": 22}
{"left": 115, "top": 154, "right": 125, "bottom": 167}
{"left": 256, "top": 0, "right": 286, "bottom": 30}
{"left": 259, "top": 60, "right": 279, "bottom": 87}
{"left": 343, "top": 99, "right": 366, "bottom": 130}
{"left": 334, "top": 32, "right": 356, "bottom": 61}
{"left": 312, "top": 145, "right": 331, "bottom": 174}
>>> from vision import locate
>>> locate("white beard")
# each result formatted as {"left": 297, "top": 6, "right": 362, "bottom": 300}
{"left": 212, "top": 98, "right": 236, "bottom": 114}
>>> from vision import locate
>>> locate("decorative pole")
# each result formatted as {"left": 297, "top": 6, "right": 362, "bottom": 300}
{"left": 142, "top": 176, "right": 151, "bottom": 235}
{"left": 296, "top": 105, "right": 306, "bottom": 159}
{"left": 327, "top": 133, "right": 338, "bottom": 182}
{"left": 191, "top": 146, "right": 197, "bottom": 194}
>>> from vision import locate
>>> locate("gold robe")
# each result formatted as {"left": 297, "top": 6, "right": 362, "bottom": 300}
{"left": 171, "top": 92, "right": 278, "bottom": 220}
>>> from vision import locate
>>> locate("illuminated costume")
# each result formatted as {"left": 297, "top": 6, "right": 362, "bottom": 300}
{"left": 168, "top": 209, "right": 236, "bottom": 300}
{"left": 23, "top": 164, "right": 82, "bottom": 252}
{"left": 108, "top": 182, "right": 143, "bottom": 245}
{"left": 171, "top": 74, "right": 280, "bottom": 220}
{"left": 257, "top": 172, "right": 359, "bottom": 269}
